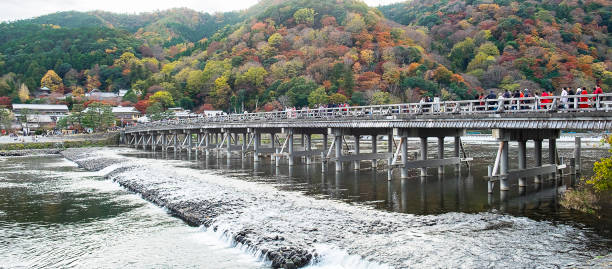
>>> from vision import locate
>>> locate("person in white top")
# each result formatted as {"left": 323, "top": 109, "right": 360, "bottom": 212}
{"left": 433, "top": 94, "right": 441, "bottom": 112}
{"left": 560, "top": 87, "right": 568, "bottom": 109}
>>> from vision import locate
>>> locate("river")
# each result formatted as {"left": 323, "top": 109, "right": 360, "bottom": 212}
{"left": 1, "top": 137, "right": 611, "bottom": 268}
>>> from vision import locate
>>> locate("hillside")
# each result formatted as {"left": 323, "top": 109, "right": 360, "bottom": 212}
{"left": 25, "top": 8, "right": 244, "bottom": 46}
{"left": 0, "top": 0, "right": 610, "bottom": 116}
{"left": 379, "top": 0, "right": 612, "bottom": 92}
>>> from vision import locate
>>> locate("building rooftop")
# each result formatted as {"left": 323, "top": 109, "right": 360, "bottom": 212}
{"left": 12, "top": 104, "right": 69, "bottom": 111}
{"left": 112, "top": 106, "right": 139, "bottom": 113}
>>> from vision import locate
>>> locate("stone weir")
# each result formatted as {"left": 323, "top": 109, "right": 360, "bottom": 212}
{"left": 62, "top": 148, "right": 312, "bottom": 268}
{"left": 61, "top": 147, "right": 603, "bottom": 269}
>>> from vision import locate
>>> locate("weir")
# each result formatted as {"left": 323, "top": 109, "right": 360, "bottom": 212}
{"left": 122, "top": 94, "right": 612, "bottom": 198}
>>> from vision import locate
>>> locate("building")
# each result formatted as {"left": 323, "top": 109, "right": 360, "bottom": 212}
{"left": 85, "top": 89, "right": 120, "bottom": 101}
{"left": 112, "top": 106, "right": 140, "bottom": 125}
{"left": 12, "top": 104, "right": 69, "bottom": 132}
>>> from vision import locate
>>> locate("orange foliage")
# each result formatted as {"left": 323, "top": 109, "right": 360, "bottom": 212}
{"left": 251, "top": 22, "right": 266, "bottom": 32}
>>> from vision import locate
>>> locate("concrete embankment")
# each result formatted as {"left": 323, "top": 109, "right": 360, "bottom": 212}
{"left": 61, "top": 147, "right": 604, "bottom": 269}
{"left": 0, "top": 133, "right": 119, "bottom": 152}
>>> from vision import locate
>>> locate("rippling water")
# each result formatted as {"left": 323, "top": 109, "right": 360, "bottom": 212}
{"left": 0, "top": 155, "right": 265, "bottom": 268}
{"left": 130, "top": 139, "right": 612, "bottom": 240}
{"left": 1, "top": 137, "right": 611, "bottom": 268}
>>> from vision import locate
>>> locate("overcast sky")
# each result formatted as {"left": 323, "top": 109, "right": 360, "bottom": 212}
{"left": 0, "top": 0, "right": 404, "bottom": 22}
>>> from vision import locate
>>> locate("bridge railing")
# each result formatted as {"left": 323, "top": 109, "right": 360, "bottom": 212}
{"left": 128, "top": 93, "right": 612, "bottom": 130}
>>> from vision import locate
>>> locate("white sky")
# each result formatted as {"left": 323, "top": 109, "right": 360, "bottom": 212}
{"left": 0, "top": 0, "right": 404, "bottom": 22}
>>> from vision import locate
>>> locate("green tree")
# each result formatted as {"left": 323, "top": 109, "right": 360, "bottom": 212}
{"left": 122, "top": 90, "right": 138, "bottom": 103}
{"left": 82, "top": 103, "right": 115, "bottom": 132}
{"left": 308, "top": 87, "right": 329, "bottom": 107}
{"left": 236, "top": 67, "right": 268, "bottom": 90}
{"left": 329, "top": 93, "right": 348, "bottom": 104}
{"left": 449, "top": 38, "right": 475, "bottom": 71}
{"left": 268, "top": 33, "right": 283, "bottom": 48}
{"left": 149, "top": 91, "right": 175, "bottom": 109}
{"left": 293, "top": 8, "right": 315, "bottom": 25}
{"left": 0, "top": 109, "right": 13, "bottom": 131}
{"left": 586, "top": 136, "right": 612, "bottom": 192}
{"left": 371, "top": 91, "right": 391, "bottom": 105}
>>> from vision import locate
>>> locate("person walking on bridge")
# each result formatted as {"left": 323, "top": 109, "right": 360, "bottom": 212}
{"left": 485, "top": 90, "right": 497, "bottom": 110}
{"left": 579, "top": 87, "right": 590, "bottom": 108}
{"left": 561, "top": 87, "right": 568, "bottom": 109}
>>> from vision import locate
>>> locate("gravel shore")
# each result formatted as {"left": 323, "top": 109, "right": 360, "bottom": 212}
{"left": 0, "top": 149, "right": 63, "bottom": 156}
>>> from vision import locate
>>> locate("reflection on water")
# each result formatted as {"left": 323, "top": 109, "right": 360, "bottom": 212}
{"left": 127, "top": 142, "right": 612, "bottom": 244}
{"left": 0, "top": 155, "right": 265, "bottom": 269}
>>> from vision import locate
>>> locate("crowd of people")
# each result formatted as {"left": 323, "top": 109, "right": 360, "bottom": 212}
{"left": 476, "top": 85, "right": 605, "bottom": 110}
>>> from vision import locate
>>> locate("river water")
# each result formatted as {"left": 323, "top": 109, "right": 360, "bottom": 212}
{"left": 1, "top": 137, "right": 611, "bottom": 268}
{"left": 0, "top": 155, "right": 265, "bottom": 268}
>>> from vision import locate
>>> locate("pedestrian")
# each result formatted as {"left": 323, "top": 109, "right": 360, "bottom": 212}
{"left": 580, "top": 87, "right": 589, "bottom": 108}
{"left": 561, "top": 87, "right": 568, "bottom": 109}
{"left": 568, "top": 88, "right": 575, "bottom": 109}
{"left": 478, "top": 92, "right": 485, "bottom": 111}
{"left": 541, "top": 90, "right": 550, "bottom": 109}
{"left": 433, "top": 94, "right": 441, "bottom": 112}
{"left": 593, "top": 86, "right": 603, "bottom": 103}
{"left": 485, "top": 90, "right": 497, "bottom": 110}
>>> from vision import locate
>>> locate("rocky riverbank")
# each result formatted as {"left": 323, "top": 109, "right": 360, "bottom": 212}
{"left": 62, "top": 147, "right": 607, "bottom": 268}
{"left": 0, "top": 148, "right": 63, "bottom": 156}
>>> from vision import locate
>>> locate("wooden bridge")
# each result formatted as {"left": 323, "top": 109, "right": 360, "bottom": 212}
{"left": 122, "top": 93, "right": 612, "bottom": 194}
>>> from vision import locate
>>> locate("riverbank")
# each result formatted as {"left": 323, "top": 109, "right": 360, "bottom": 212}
{"left": 61, "top": 147, "right": 607, "bottom": 268}
{"left": 0, "top": 133, "right": 119, "bottom": 152}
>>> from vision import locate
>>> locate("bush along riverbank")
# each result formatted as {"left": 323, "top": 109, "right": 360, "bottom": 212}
{"left": 60, "top": 147, "right": 606, "bottom": 269}
{"left": 561, "top": 136, "right": 612, "bottom": 216}
{"left": 0, "top": 133, "right": 119, "bottom": 152}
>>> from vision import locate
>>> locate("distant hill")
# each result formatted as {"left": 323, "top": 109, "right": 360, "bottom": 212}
{"left": 379, "top": 0, "right": 612, "bottom": 92}
{"left": 25, "top": 8, "right": 244, "bottom": 46}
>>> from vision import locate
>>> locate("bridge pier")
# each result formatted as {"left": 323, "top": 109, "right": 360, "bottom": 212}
{"left": 151, "top": 133, "right": 157, "bottom": 152}
{"left": 161, "top": 132, "right": 167, "bottom": 152}
{"left": 288, "top": 130, "right": 294, "bottom": 166}
{"left": 534, "top": 139, "right": 542, "bottom": 184}
{"left": 574, "top": 137, "right": 581, "bottom": 176}
{"left": 419, "top": 137, "right": 428, "bottom": 177}
{"left": 549, "top": 138, "right": 557, "bottom": 179}
{"left": 387, "top": 131, "right": 393, "bottom": 181}
{"left": 253, "top": 130, "right": 261, "bottom": 162}
{"left": 493, "top": 129, "right": 561, "bottom": 193}
{"left": 518, "top": 140, "right": 527, "bottom": 187}
{"left": 499, "top": 140, "right": 509, "bottom": 191}
{"left": 306, "top": 134, "right": 313, "bottom": 165}
{"left": 371, "top": 135, "right": 378, "bottom": 169}
{"left": 354, "top": 135, "right": 360, "bottom": 170}
{"left": 400, "top": 136, "right": 408, "bottom": 179}
{"left": 437, "top": 137, "right": 444, "bottom": 175}
{"left": 454, "top": 137, "right": 460, "bottom": 172}
{"left": 334, "top": 130, "right": 342, "bottom": 172}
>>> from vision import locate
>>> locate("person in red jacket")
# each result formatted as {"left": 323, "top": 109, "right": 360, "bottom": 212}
{"left": 541, "top": 91, "right": 550, "bottom": 109}
{"left": 580, "top": 88, "right": 590, "bottom": 108}
{"left": 594, "top": 85, "right": 603, "bottom": 98}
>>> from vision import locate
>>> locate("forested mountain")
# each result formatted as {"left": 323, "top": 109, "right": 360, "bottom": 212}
{"left": 379, "top": 0, "right": 612, "bottom": 92}
{"left": 0, "top": 0, "right": 610, "bottom": 115}
{"left": 27, "top": 9, "right": 244, "bottom": 46}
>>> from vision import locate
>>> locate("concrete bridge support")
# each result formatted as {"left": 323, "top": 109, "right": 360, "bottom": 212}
{"left": 400, "top": 136, "right": 409, "bottom": 179}
{"left": 419, "top": 137, "right": 428, "bottom": 177}
{"left": 287, "top": 130, "right": 294, "bottom": 166}
{"left": 253, "top": 130, "right": 261, "bottom": 163}
{"left": 518, "top": 140, "right": 527, "bottom": 187}
{"left": 334, "top": 130, "right": 342, "bottom": 172}
{"left": 438, "top": 137, "right": 445, "bottom": 175}
{"left": 371, "top": 135, "right": 378, "bottom": 169}
{"left": 493, "top": 129, "right": 561, "bottom": 193}
{"left": 354, "top": 135, "right": 360, "bottom": 170}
